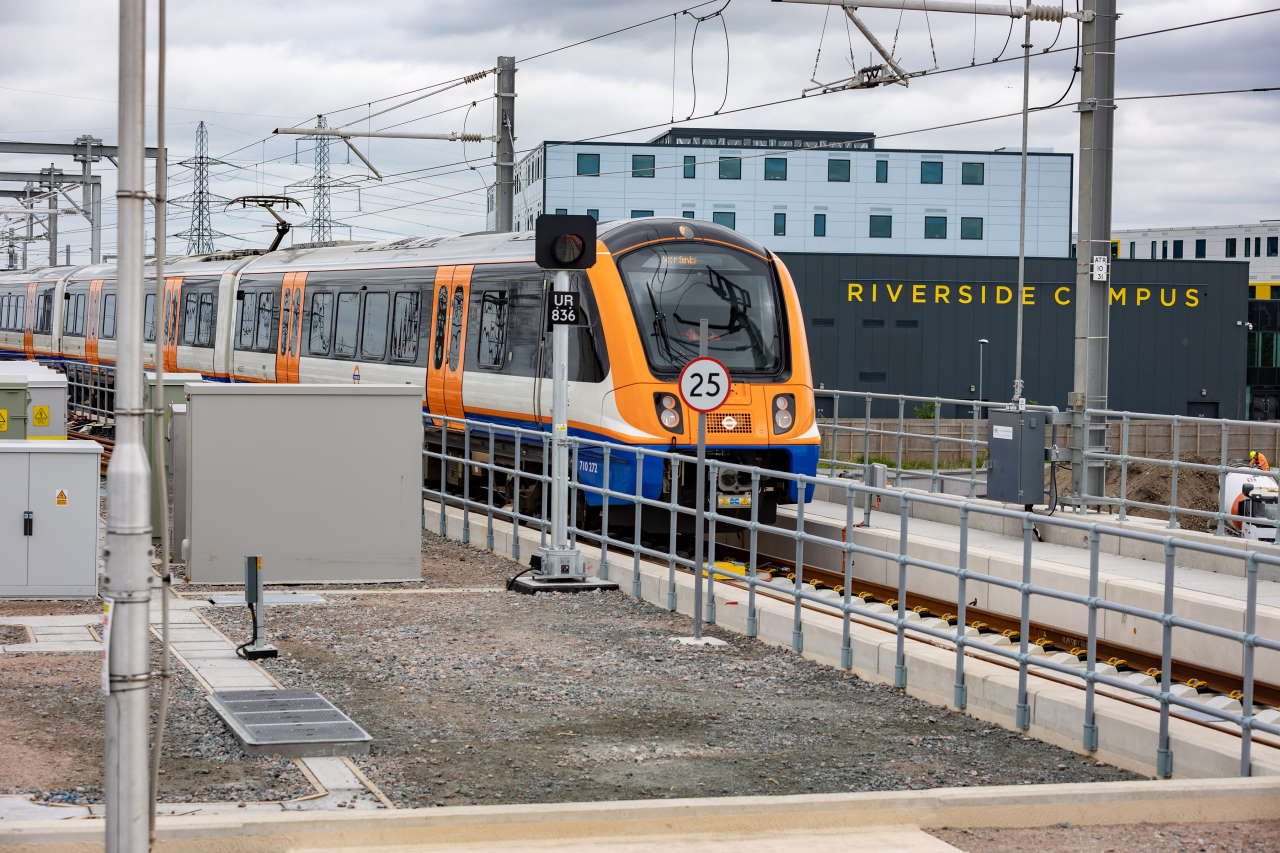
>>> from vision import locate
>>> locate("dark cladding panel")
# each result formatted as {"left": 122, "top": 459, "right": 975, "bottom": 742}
{"left": 777, "top": 252, "right": 1247, "bottom": 419}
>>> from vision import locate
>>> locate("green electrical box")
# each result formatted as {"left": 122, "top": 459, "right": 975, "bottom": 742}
{"left": 0, "top": 380, "right": 31, "bottom": 440}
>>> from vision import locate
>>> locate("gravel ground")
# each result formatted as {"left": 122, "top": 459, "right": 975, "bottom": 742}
{"left": 0, "top": 646, "right": 312, "bottom": 805}
{"left": 0, "top": 625, "right": 30, "bottom": 645}
{"left": 201, "top": 533, "right": 1140, "bottom": 809}
{"left": 0, "top": 600, "right": 101, "bottom": 617}
{"left": 933, "top": 820, "right": 1280, "bottom": 852}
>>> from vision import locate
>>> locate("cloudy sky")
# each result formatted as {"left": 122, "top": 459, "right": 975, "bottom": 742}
{"left": 2, "top": 0, "right": 1276, "bottom": 262}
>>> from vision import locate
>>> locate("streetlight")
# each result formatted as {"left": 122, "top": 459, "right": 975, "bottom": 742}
{"left": 976, "top": 338, "right": 990, "bottom": 418}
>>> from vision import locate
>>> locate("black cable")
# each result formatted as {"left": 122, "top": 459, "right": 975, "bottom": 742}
{"left": 994, "top": 0, "right": 1015, "bottom": 61}
{"left": 506, "top": 566, "right": 537, "bottom": 591}
{"left": 234, "top": 602, "right": 258, "bottom": 659}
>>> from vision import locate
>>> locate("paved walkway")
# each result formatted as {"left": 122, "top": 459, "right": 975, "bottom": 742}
{"left": 0, "top": 615, "right": 100, "bottom": 653}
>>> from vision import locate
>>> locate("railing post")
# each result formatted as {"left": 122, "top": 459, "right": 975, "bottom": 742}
{"left": 931, "top": 397, "right": 942, "bottom": 493}
{"left": 894, "top": 397, "right": 905, "bottom": 488}
{"left": 969, "top": 402, "right": 980, "bottom": 499}
{"left": 953, "top": 506, "right": 969, "bottom": 710}
{"left": 1156, "top": 538, "right": 1176, "bottom": 778}
{"left": 1168, "top": 417, "right": 1182, "bottom": 529}
{"left": 437, "top": 425, "right": 448, "bottom": 537}
{"left": 1241, "top": 552, "right": 1258, "bottom": 777}
{"left": 840, "top": 486, "right": 855, "bottom": 670}
{"left": 1015, "top": 514, "right": 1033, "bottom": 731}
{"left": 632, "top": 450, "right": 643, "bottom": 598}
{"left": 705, "top": 461, "right": 718, "bottom": 626}
{"left": 792, "top": 496, "right": 806, "bottom": 652}
{"left": 829, "top": 393, "right": 840, "bottom": 478}
{"left": 862, "top": 396, "right": 872, "bottom": 478}
{"left": 461, "top": 421, "right": 471, "bottom": 545}
{"left": 894, "top": 495, "right": 909, "bottom": 689}
{"left": 485, "top": 427, "right": 495, "bottom": 552}
{"left": 1118, "top": 416, "right": 1130, "bottom": 522}
{"left": 746, "top": 470, "right": 760, "bottom": 638}
{"left": 1217, "top": 423, "right": 1229, "bottom": 537}
{"left": 666, "top": 460, "right": 680, "bottom": 612}
{"left": 1083, "top": 526, "right": 1100, "bottom": 752}
{"left": 512, "top": 431, "right": 523, "bottom": 561}
{"left": 599, "top": 446, "right": 611, "bottom": 580}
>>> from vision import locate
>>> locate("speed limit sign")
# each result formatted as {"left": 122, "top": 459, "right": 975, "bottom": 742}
{"left": 678, "top": 357, "right": 732, "bottom": 412}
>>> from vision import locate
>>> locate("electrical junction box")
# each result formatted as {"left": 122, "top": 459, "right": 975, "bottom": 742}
{"left": 0, "top": 362, "right": 67, "bottom": 439}
{"left": 987, "top": 409, "right": 1047, "bottom": 506}
{"left": 0, "top": 380, "right": 31, "bottom": 439}
{"left": 0, "top": 440, "right": 102, "bottom": 598}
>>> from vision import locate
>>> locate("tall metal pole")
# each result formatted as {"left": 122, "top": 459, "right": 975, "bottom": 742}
{"left": 47, "top": 183, "right": 58, "bottom": 267}
{"left": 550, "top": 269, "right": 571, "bottom": 550}
{"left": 494, "top": 56, "right": 515, "bottom": 233}
{"left": 1012, "top": 13, "right": 1032, "bottom": 405}
{"left": 1070, "top": 0, "right": 1116, "bottom": 506}
{"left": 21, "top": 184, "right": 31, "bottom": 270}
{"left": 105, "top": 0, "right": 152, "bottom": 849}
{"left": 692, "top": 319, "right": 708, "bottom": 640}
{"left": 82, "top": 145, "right": 102, "bottom": 264}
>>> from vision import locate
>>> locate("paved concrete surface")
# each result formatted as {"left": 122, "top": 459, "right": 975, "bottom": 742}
{"left": 0, "top": 615, "right": 99, "bottom": 653}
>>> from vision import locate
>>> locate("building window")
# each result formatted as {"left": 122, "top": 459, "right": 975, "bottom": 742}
{"left": 1129, "top": 241, "right": 1136, "bottom": 259}
{"left": 1226, "top": 238, "right": 1237, "bottom": 258}
{"left": 828, "top": 159, "right": 850, "bottom": 182}
{"left": 924, "top": 216, "right": 947, "bottom": 239}
{"left": 773, "top": 213, "right": 786, "bottom": 236}
{"left": 630, "top": 210, "right": 654, "bottom": 218}
{"left": 631, "top": 154, "right": 656, "bottom": 178}
{"left": 1246, "top": 237, "right": 1252, "bottom": 257}
{"left": 961, "top": 162, "right": 985, "bottom": 185}
{"left": 586, "top": 208, "right": 599, "bottom": 220}
{"left": 1270, "top": 236, "right": 1279, "bottom": 257}
{"left": 576, "top": 153, "right": 600, "bottom": 176}
{"left": 1150, "top": 241, "right": 1157, "bottom": 259}
{"left": 712, "top": 211, "right": 736, "bottom": 229}
{"left": 764, "top": 158, "right": 788, "bottom": 181}
{"left": 875, "top": 160, "right": 888, "bottom": 183}
{"left": 554, "top": 208, "right": 568, "bottom": 215}
{"left": 682, "top": 210, "right": 695, "bottom": 219}
{"left": 813, "top": 213, "right": 827, "bottom": 237}
{"left": 920, "top": 161, "right": 943, "bottom": 184}
{"left": 1195, "top": 238, "right": 1206, "bottom": 259}
{"left": 1172, "top": 240, "right": 1183, "bottom": 259}
{"left": 960, "top": 217, "right": 983, "bottom": 240}
{"left": 869, "top": 214, "right": 892, "bottom": 238}
{"left": 683, "top": 155, "right": 696, "bottom": 179}
{"left": 718, "top": 156, "right": 742, "bottom": 180}
{"left": 1162, "top": 240, "right": 1168, "bottom": 259}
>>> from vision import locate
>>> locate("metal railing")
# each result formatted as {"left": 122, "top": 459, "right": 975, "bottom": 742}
{"left": 814, "top": 390, "right": 1060, "bottom": 499}
{"left": 49, "top": 359, "right": 117, "bottom": 420}
{"left": 423, "top": 413, "right": 1280, "bottom": 778}
{"left": 1082, "top": 408, "right": 1280, "bottom": 536}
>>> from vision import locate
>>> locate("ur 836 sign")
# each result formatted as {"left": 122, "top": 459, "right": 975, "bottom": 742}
{"left": 546, "top": 291, "right": 586, "bottom": 330}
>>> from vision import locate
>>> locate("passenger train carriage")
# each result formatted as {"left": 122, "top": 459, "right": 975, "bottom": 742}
{"left": 0, "top": 217, "right": 819, "bottom": 524}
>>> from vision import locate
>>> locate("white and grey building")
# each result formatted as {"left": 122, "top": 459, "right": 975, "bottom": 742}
{"left": 1109, "top": 221, "right": 1280, "bottom": 284}
{"left": 489, "top": 128, "right": 1073, "bottom": 257}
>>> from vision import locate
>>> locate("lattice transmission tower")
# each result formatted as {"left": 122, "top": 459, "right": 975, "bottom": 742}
{"left": 287, "top": 116, "right": 355, "bottom": 245}
{"left": 172, "top": 121, "right": 231, "bottom": 254}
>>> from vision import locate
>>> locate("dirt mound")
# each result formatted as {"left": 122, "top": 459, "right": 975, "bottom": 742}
{"left": 1106, "top": 455, "right": 1221, "bottom": 531}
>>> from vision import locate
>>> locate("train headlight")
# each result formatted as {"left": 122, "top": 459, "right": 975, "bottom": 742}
{"left": 772, "top": 394, "right": 795, "bottom": 434}
{"left": 654, "top": 393, "right": 683, "bottom": 433}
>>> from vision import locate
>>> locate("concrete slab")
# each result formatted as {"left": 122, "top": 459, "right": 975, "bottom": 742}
{"left": 2, "top": 642, "right": 101, "bottom": 653}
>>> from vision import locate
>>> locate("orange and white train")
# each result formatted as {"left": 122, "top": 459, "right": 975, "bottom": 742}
{"left": 0, "top": 217, "right": 819, "bottom": 522}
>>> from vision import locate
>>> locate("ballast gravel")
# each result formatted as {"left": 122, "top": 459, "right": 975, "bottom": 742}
{"left": 200, "top": 532, "right": 1140, "bottom": 808}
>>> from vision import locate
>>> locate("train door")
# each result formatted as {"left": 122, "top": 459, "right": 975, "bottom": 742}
{"left": 425, "top": 266, "right": 454, "bottom": 425}
{"left": 84, "top": 279, "right": 103, "bottom": 365}
{"left": 162, "top": 277, "right": 182, "bottom": 372}
{"left": 22, "top": 281, "right": 35, "bottom": 358}
{"left": 442, "top": 266, "right": 472, "bottom": 422}
{"left": 274, "top": 272, "right": 306, "bottom": 383}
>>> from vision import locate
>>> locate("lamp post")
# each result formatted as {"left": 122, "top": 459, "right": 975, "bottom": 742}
{"left": 977, "top": 338, "right": 990, "bottom": 417}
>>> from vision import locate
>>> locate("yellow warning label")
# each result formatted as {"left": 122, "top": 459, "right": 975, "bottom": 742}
{"left": 32, "top": 405, "right": 49, "bottom": 428}
{"left": 0, "top": 409, "right": 7, "bottom": 432}
{"left": 55, "top": 490, "right": 68, "bottom": 506}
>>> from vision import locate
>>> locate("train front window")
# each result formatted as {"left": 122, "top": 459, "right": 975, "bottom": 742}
{"left": 617, "top": 243, "right": 785, "bottom": 376}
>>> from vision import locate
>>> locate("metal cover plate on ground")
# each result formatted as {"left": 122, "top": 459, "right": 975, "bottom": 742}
{"left": 206, "top": 592, "right": 330, "bottom": 606}
{"left": 208, "top": 689, "right": 372, "bottom": 757}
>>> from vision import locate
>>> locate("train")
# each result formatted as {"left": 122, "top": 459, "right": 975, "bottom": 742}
{"left": 0, "top": 217, "right": 819, "bottom": 526}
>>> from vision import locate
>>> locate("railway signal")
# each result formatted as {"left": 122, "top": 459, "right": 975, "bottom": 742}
{"left": 534, "top": 213, "right": 596, "bottom": 270}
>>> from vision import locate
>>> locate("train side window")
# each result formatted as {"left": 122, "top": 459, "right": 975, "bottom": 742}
{"left": 196, "top": 292, "right": 215, "bottom": 347}
{"left": 143, "top": 293, "right": 157, "bottom": 342}
{"left": 477, "top": 291, "right": 508, "bottom": 369}
{"left": 309, "top": 291, "right": 333, "bottom": 355}
{"left": 101, "top": 293, "right": 117, "bottom": 340}
{"left": 432, "top": 286, "right": 448, "bottom": 369}
{"left": 63, "top": 295, "right": 75, "bottom": 334}
{"left": 361, "top": 291, "right": 389, "bottom": 360}
{"left": 76, "top": 294, "right": 87, "bottom": 335}
{"left": 334, "top": 292, "right": 359, "bottom": 357}
{"left": 255, "top": 291, "right": 276, "bottom": 351}
{"left": 182, "top": 293, "right": 198, "bottom": 345}
{"left": 36, "top": 290, "right": 53, "bottom": 334}
{"left": 390, "top": 291, "right": 419, "bottom": 362}
{"left": 447, "top": 286, "right": 464, "bottom": 370}
{"left": 237, "top": 293, "right": 256, "bottom": 348}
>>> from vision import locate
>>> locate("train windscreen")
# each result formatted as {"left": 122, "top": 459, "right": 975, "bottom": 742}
{"left": 616, "top": 243, "right": 785, "bottom": 377}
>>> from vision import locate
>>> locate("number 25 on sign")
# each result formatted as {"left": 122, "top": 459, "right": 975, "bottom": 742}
{"left": 678, "top": 357, "right": 731, "bottom": 412}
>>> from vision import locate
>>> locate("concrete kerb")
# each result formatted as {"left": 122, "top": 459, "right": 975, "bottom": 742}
{"left": 3, "top": 778, "right": 1279, "bottom": 850}
{"left": 427, "top": 499, "right": 1280, "bottom": 779}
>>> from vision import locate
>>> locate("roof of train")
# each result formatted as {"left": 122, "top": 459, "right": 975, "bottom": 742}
{"left": 0, "top": 218, "right": 771, "bottom": 286}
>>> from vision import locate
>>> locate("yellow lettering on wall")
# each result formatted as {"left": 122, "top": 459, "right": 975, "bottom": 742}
{"left": 958, "top": 285, "right": 973, "bottom": 304}
{"left": 911, "top": 284, "right": 926, "bottom": 303}
{"left": 872, "top": 282, "right": 878, "bottom": 302}
{"left": 1185, "top": 288, "right": 1200, "bottom": 307}
{"left": 936, "top": 285, "right": 951, "bottom": 304}
{"left": 1109, "top": 286, "right": 1126, "bottom": 306}
{"left": 847, "top": 282, "right": 864, "bottom": 302}
{"left": 886, "top": 284, "right": 904, "bottom": 303}
{"left": 1160, "top": 288, "right": 1176, "bottom": 307}
{"left": 981, "top": 285, "right": 989, "bottom": 304}
{"left": 1135, "top": 287, "right": 1152, "bottom": 305}
{"left": 1054, "top": 286, "right": 1071, "bottom": 306}
{"left": 1021, "top": 285, "right": 1036, "bottom": 306}
{"left": 995, "top": 285, "right": 1013, "bottom": 305}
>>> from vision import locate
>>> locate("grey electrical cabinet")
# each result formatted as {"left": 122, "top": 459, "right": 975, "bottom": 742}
{"left": 987, "top": 409, "right": 1047, "bottom": 506}
{"left": 0, "top": 380, "right": 30, "bottom": 439}
{"left": 183, "top": 384, "right": 423, "bottom": 584}
{"left": 0, "top": 441, "right": 102, "bottom": 598}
